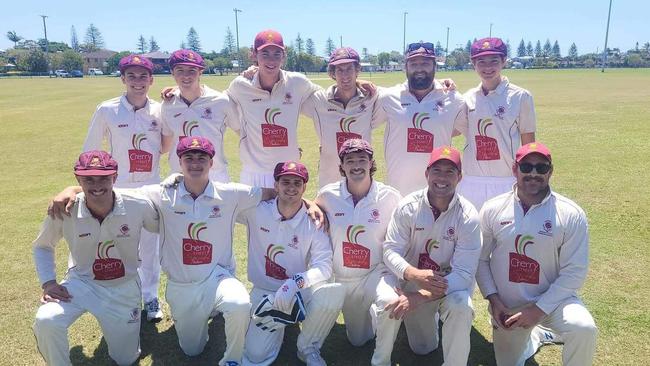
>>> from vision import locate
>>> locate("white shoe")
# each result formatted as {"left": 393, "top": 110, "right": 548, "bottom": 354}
{"left": 297, "top": 343, "right": 326, "bottom": 366}
{"left": 144, "top": 298, "right": 163, "bottom": 323}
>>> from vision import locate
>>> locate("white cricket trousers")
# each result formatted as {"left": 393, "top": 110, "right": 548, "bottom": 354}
{"left": 402, "top": 287, "right": 474, "bottom": 366}
{"left": 492, "top": 297, "right": 597, "bottom": 366}
{"left": 338, "top": 266, "right": 402, "bottom": 366}
{"left": 165, "top": 267, "right": 251, "bottom": 365}
{"left": 457, "top": 175, "right": 515, "bottom": 211}
{"left": 242, "top": 282, "right": 345, "bottom": 366}
{"left": 240, "top": 170, "right": 275, "bottom": 189}
{"left": 33, "top": 276, "right": 142, "bottom": 366}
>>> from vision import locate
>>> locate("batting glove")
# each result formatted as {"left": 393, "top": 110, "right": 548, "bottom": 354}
{"left": 274, "top": 278, "right": 300, "bottom": 313}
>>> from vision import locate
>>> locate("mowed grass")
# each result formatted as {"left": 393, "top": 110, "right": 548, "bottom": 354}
{"left": 0, "top": 68, "right": 648, "bottom": 365}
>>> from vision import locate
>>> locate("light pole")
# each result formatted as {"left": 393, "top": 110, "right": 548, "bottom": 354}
{"left": 445, "top": 27, "right": 450, "bottom": 57}
{"left": 233, "top": 8, "right": 242, "bottom": 71}
{"left": 403, "top": 12, "right": 408, "bottom": 53}
{"left": 489, "top": 23, "right": 493, "bottom": 37}
{"left": 40, "top": 15, "right": 49, "bottom": 73}
{"left": 340, "top": 35, "right": 343, "bottom": 48}
{"left": 601, "top": 0, "right": 613, "bottom": 72}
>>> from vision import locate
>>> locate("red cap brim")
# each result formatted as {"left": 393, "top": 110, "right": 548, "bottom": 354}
{"left": 74, "top": 169, "right": 117, "bottom": 176}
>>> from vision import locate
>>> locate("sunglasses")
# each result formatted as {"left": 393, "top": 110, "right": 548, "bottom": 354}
{"left": 407, "top": 42, "right": 435, "bottom": 52}
{"left": 518, "top": 162, "right": 552, "bottom": 174}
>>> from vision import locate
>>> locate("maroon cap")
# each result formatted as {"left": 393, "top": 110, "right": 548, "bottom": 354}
{"left": 329, "top": 47, "right": 360, "bottom": 66}
{"left": 74, "top": 150, "right": 118, "bottom": 176}
{"left": 273, "top": 161, "right": 309, "bottom": 182}
{"left": 471, "top": 37, "right": 507, "bottom": 59}
{"left": 405, "top": 42, "right": 436, "bottom": 60}
{"left": 427, "top": 146, "right": 461, "bottom": 170}
{"left": 168, "top": 49, "right": 205, "bottom": 69}
{"left": 254, "top": 29, "right": 285, "bottom": 51}
{"left": 119, "top": 54, "right": 153, "bottom": 73}
{"left": 338, "top": 138, "right": 374, "bottom": 159}
{"left": 176, "top": 136, "right": 215, "bottom": 158}
{"left": 515, "top": 142, "right": 552, "bottom": 163}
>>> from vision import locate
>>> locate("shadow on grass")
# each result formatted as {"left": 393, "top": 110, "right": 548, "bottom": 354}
{"left": 69, "top": 314, "right": 543, "bottom": 365}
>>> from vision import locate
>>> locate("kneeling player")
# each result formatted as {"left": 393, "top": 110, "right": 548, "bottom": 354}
{"left": 239, "top": 161, "right": 344, "bottom": 366}
{"left": 33, "top": 151, "right": 159, "bottom": 365}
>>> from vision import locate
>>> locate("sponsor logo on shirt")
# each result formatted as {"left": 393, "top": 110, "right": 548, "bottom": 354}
{"left": 415, "top": 227, "right": 425, "bottom": 231}
{"left": 265, "top": 244, "right": 289, "bottom": 280}
{"left": 538, "top": 220, "right": 553, "bottom": 236}
{"left": 174, "top": 211, "right": 186, "bottom": 215}
{"left": 202, "top": 107, "right": 213, "bottom": 120}
{"left": 494, "top": 105, "right": 506, "bottom": 120}
{"left": 368, "top": 208, "right": 380, "bottom": 224}
{"left": 118, "top": 124, "right": 128, "bottom": 128}
{"left": 418, "top": 239, "right": 441, "bottom": 271}
{"left": 178, "top": 120, "right": 199, "bottom": 142}
{"left": 283, "top": 92, "right": 293, "bottom": 105}
{"left": 92, "top": 240, "right": 125, "bottom": 280}
{"left": 407, "top": 112, "right": 434, "bottom": 153}
{"left": 209, "top": 205, "right": 221, "bottom": 218}
{"left": 252, "top": 98, "right": 262, "bottom": 102}
{"left": 79, "top": 232, "right": 91, "bottom": 238}
{"left": 128, "top": 134, "right": 153, "bottom": 173}
{"left": 327, "top": 108, "right": 337, "bottom": 112}
{"left": 500, "top": 220, "right": 512, "bottom": 226}
{"left": 260, "top": 226, "right": 270, "bottom": 232}
{"left": 173, "top": 112, "right": 182, "bottom": 118}
{"left": 334, "top": 212, "right": 345, "bottom": 217}
{"left": 509, "top": 234, "right": 540, "bottom": 284}
{"left": 474, "top": 119, "right": 500, "bottom": 161}
{"left": 342, "top": 225, "right": 370, "bottom": 269}
{"left": 288, "top": 235, "right": 299, "bottom": 249}
{"left": 182, "top": 222, "right": 213, "bottom": 265}
{"left": 400, "top": 103, "right": 411, "bottom": 107}
{"left": 336, "top": 117, "right": 362, "bottom": 151}
{"left": 262, "top": 108, "right": 288, "bottom": 147}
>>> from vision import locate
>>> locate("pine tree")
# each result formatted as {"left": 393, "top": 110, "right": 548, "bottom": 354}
{"left": 186, "top": 27, "right": 201, "bottom": 52}
{"left": 84, "top": 23, "right": 105, "bottom": 51}
{"left": 362, "top": 48, "right": 369, "bottom": 61}
{"left": 223, "top": 27, "right": 235, "bottom": 56}
{"left": 70, "top": 26, "right": 79, "bottom": 52}
{"left": 465, "top": 40, "right": 472, "bottom": 53}
{"left": 517, "top": 39, "right": 526, "bottom": 57}
{"left": 526, "top": 41, "right": 534, "bottom": 56}
{"left": 552, "top": 40, "right": 561, "bottom": 58}
{"left": 305, "top": 38, "right": 315, "bottom": 56}
{"left": 568, "top": 43, "right": 578, "bottom": 59}
{"left": 435, "top": 41, "right": 444, "bottom": 55}
{"left": 295, "top": 34, "right": 304, "bottom": 54}
{"left": 137, "top": 35, "right": 147, "bottom": 53}
{"left": 543, "top": 39, "right": 552, "bottom": 57}
{"left": 506, "top": 39, "right": 512, "bottom": 58}
{"left": 149, "top": 37, "right": 160, "bottom": 52}
{"left": 534, "top": 40, "right": 542, "bottom": 57}
{"left": 324, "top": 37, "right": 336, "bottom": 56}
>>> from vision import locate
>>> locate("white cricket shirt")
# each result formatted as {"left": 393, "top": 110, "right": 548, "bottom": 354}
{"left": 317, "top": 180, "right": 402, "bottom": 281}
{"left": 226, "top": 70, "right": 320, "bottom": 175}
{"left": 301, "top": 86, "right": 382, "bottom": 188}
{"left": 237, "top": 199, "right": 333, "bottom": 291}
{"left": 33, "top": 190, "right": 159, "bottom": 286}
{"left": 476, "top": 187, "right": 590, "bottom": 314}
{"left": 454, "top": 77, "right": 536, "bottom": 177}
{"left": 142, "top": 181, "right": 261, "bottom": 284}
{"left": 83, "top": 95, "right": 163, "bottom": 186}
{"left": 377, "top": 81, "right": 465, "bottom": 195}
{"left": 383, "top": 189, "right": 481, "bottom": 294}
{"left": 161, "top": 85, "right": 238, "bottom": 176}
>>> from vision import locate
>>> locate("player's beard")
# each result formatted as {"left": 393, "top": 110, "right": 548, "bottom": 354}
{"left": 408, "top": 72, "right": 434, "bottom": 90}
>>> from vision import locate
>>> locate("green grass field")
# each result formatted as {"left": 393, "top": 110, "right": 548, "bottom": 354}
{"left": 1, "top": 68, "right": 649, "bottom": 365}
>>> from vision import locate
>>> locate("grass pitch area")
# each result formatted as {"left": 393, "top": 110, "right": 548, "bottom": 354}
{"left": 1, "top": 68, "right": 648, "bottom": 365}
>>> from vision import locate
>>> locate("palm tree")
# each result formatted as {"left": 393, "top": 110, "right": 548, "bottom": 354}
{"left": 6, "top": 31, "right": 22, "bottom": 48}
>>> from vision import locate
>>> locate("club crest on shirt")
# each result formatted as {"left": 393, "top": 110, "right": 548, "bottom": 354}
{"left": 265, "top": 244, "right": 289, "bottom": 280}
{"left": 432, "top": 100, "right": 445, "bottom": 112}
{"left": 148, "top": 120, "right": 159, "bottom": 131}
{"left": 128, "top": 307, "right": 140, "bottom": 323}
{"left": 442, "top": 226, "right": 456, "bottom": 241}
{"left": 509, "top": 234, "right": 540, "bottom": 284}
{"left": 367, "top": 209, "right": 381, "bottom": 224}
{"left": 537, "top": 220, "right": 553, "bottom": 236}
{"left": 201, "top": 107, "right": 213, "bottom": 119}
{"left": 494, "top": 105, "right": 506, "bottom": 120}
{"left": 359, "top": 103, "right": 367, "bottom": 112}
{"left": 283, "top": 92, "right": 293, "bottom": 105}
{"left": 209, "top": 205, "right": 221, "bottom": 218}
{"left": 118, "top": 224, "right": 130, "bottom": 238}
{"left": 288, "top": 235, "right": 299, "bottom": 249}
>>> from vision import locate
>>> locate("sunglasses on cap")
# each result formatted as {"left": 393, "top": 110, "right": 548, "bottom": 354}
{"left": 407, "top": 42, "right": 435, "bottom": 52}
{"left": 518, "top": 162, "right": 552, "bottom": 174}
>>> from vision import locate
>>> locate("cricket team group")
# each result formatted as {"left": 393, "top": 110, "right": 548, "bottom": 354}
{"left": 33, "top": 29, "right": 598, "bottom": 365}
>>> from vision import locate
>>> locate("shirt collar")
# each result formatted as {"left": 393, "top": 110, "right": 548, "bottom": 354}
{"left": 120, "top": 94, "right": 150, "bottom": 112}
{"left": 76, "top": 190, "right": 126, "bottom": 219}
{"left": 340, "top": 179, "right": 378, "bottom": 204}
{"left": 253, "top": 69, "right": 288, "bottom": 92}
{"left": 513, "top": 183, "right": 554, "bottom": 208}
{"left": 404, "top": 79, "right": 444, "bottom": 101}
{"left": 478, "top": 76, "right": 509, "bottom": 96}
{"left": 271, "top": 198, "right": 307, "bottom": 228}
{"left": 178, "top": 180, "right": 218, "bottom": 200}
{"left": 422, "top": 188, "right": 459, "bottom": 217}
{"left": 326, "top": 85, "right": 365, "bottom": 102}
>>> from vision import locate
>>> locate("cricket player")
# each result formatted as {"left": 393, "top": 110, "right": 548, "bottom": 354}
{"left": 83, "top": 53, "right": 164, "bottom": 322}
{"left": 455, "top": 37, "right": 536, "bottom": 211}
{"left": 300, "top": 48, "right": 383, "bottom": 188}
{"left": 238, "top": 161, "right": 344, "bottom": 366}
{"left": 383, "top": 146, "right": 481, "bottom": 365}
{"left": 161, "top": 49, "right": 239, "bottom": 183}
{"left": 315, "top": 139, "right": 403, "bottom": 366}
{"left": 476, "top": 142, "right": 597, "bottom": 365}
{"left": 33, "top": 151, "right": 159, "bottom": 366}
{"left": 375, "top": 42, "right": 465, "bottom": 196}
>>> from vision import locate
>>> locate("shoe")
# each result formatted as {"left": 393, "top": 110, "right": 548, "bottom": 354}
{"left": 144, "top": 298, "right": 163, "bottom": 323}
{"left": 297, "top": 343, "right": 326, "bottom": 366}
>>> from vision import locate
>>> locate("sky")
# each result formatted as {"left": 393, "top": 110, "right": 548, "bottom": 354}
{"left": 1, "top": 0, "right": 647, "bottom": 57}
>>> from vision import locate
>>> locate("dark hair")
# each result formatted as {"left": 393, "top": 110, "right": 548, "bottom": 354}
{"left": 339, "top": 156, "right": 377, "bottom": 178}
{"left": 327, "top": 62, "right": 361, "bottom": 80}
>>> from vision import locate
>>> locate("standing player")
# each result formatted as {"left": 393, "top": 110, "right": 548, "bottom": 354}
{"left": 83, "top": 53, "right": 164, "bottom": 322}
{"left": 239, "top": 161, "right": 344, "bottom": 366}
{"left": 226, "top": 29, "right": 322, "bottom": 187}
{"left": 455, "top": 37, "right": 536, "bottom": 211}
{"left": 315, "top": 139, "right": 403, "bottom": 366}
{"left": 301, "top": 48, "right": 383, "bottom": 188}
{"left": 161, "top": 49, "right": 239, "bottom": 183}
{"left": 33, "top": 151, "right": 159, "bottom": 366}
{"left": 376, "top": 42, "right": 465, "bottom": 196}
{"left": 476, "top": 142, "right": 597, "bottom": 365}
{"left": 383, "top": 146, "right": 481, "bottom": 364}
